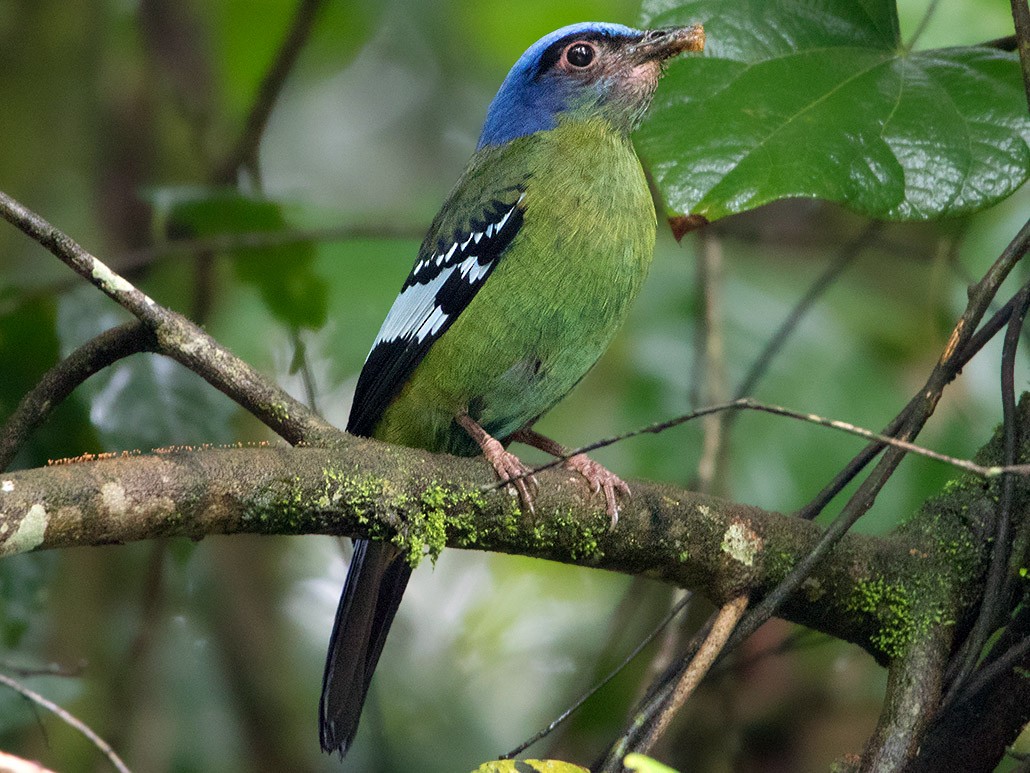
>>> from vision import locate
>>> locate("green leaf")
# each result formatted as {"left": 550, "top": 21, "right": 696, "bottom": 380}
{"left": 155, "top": 188, "right": 327, "bottom": 330}
{"left": 474, "top": 761, "right": 590, "bottom": 773}
{"left": 638, "top": 0, "right": 1030, "bottom": 222}
{"left": 623, "top": 753, "right": 681, "bottom": 773}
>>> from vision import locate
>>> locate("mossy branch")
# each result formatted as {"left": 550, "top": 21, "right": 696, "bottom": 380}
{"left": 2, "top": 398, "right": 1024, "bottom": 664}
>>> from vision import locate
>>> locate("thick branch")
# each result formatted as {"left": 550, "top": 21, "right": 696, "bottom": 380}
{"left": 859, "top": 629, "right": 951, "bottom": 772}
{"left": 0, "top": 419, "right": 1017, "bottom": 663}
{"left": 910, "top": 602, "right": 1030, "bottom": 772}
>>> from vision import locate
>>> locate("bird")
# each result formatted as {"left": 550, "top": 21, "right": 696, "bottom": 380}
{"left": 319, "top": 20, "right": 705, "bottom": 756}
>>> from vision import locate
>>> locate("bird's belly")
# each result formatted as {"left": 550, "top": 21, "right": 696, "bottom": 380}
{"left": 374, "top": 293, "right": 626, "bottom": 456}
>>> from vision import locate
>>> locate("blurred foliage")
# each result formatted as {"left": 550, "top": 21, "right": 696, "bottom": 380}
{"left": 0, "top": 0, "right": 1027, "bottom": 772}
{"left": 155, "top": 188, "right": 329, "bottom": 330}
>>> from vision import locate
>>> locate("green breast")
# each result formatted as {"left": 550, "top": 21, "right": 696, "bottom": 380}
{"left": 376, "top": 117, "right": 656, "bottom": 454}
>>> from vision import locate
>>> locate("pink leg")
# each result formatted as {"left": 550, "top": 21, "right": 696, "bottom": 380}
{"left": 456, "top": 413, "right": 538, "bottom": 514}
{"left": 509, "top": 428, "right": 630, "bottom": 528}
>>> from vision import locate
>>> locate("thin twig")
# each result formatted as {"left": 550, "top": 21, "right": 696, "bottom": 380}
{"left": 1010, "top": 0, "right": 1030, "bottom": 112}
{"left": 495, "top": 396, "right": 1030, "bottom": 495}
{"left": 599, "top": 616, "right": 712, "bottom": 771}
{"left": 0, "top": 322, "right": 156, "bottom": 471}
{"left": 0, "top": 671, "right": 132, "bottom": 773}
{"left": 215, "top": 0, "right": 326, "bottom": 182}
{"left": 0, "top": 190, "right": 335, "bottom": 445}
{"left": 732, "top": 222, "right": 878, "bottom": 404}
{"left": 945, "top": 282, "right": 1030, "bottom": 700}
{"left": 945, "top": 596, "right": 1030, "bottom": 712}
{"left": 905, "top": 0, "right": 943, "bottom": 51}
{"left": 949, "top": 632, "right": 1030, "bottom": 709}
{"left": 706, "top": 627, "right": 826, "bottom": 682}
{"left": 791, "top": 270, "right": 1030, "bottom": 517}
{"left": 634, "top": 595, "right": 748, "bottom": 755}
{"left": 0, "top": 661, "right": 85, "bottom": 678}
{"left": 501, "top": 592, "right": 694, "bottom": 759}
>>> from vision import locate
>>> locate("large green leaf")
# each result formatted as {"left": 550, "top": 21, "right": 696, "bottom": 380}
{"left": 638, "top": 0, "right": 1030, "bottom": 222}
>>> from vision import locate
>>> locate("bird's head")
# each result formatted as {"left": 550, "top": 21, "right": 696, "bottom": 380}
{"left": 477, "top": 21, "right": 704, "bottom": 149}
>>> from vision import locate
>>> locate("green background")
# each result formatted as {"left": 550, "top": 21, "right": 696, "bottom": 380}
{"left": 0, "top": 0, "right": 1026, "bottom": 771}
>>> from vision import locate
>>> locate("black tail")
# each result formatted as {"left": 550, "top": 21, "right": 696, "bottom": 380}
{"left": 319, "top": 538, "right": 412, "bottom": 755}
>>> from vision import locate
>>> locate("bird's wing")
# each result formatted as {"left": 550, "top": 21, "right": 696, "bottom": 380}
{"left": 347, "top": 183, "right": 526, "bottom": 437}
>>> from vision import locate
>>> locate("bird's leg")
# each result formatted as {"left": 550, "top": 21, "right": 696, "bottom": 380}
{"left": 509, "top": 427, "right": 629, "bottom": 528}
{"left": 456, "top": 412, "right": 538, "bottom": 514}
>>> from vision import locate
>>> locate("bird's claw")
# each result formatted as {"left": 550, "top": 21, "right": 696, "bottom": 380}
{"left": 481, "top": 436, "right": 538, "bottom": 514}
{"left": 563, "top": 454, "right": 630, "bottom": 529}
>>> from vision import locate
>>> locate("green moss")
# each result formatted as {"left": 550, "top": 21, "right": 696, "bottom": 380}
{"left": 266, "top": 401, "right": 291, "bottom": 423}
{"left": 391, "top": 482, "right": 489, "bottom": 568}
{"left": 317, "top": 467, "right": 399, "bottom": 530}
{"left": 241, "top": 474, "right": 307, "bottom": 532}
{"left": 847, "top": 573, "right": 954, "bottom": 661}
{"left": 767, "top": 550, "right": 796, "bottom": 583}
{"left": 848, "top": 577, "right": 915, "bottom": 659}
{"left": 518, "top": 507, "right": 605, "bottom": 561}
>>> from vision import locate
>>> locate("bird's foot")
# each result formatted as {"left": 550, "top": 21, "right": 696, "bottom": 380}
{"left": 480, "top": 434, "right": 539, "bottom": 514}
{"left": 457, "top": 412, "right": 538, "bottom": 514}
{"left": 563, "top": 454, "right": 630, "bottom": 529}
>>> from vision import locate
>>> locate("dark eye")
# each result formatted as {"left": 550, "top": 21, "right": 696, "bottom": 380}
{"left": 565, "top": 43, "right": 595, "bottom": 68}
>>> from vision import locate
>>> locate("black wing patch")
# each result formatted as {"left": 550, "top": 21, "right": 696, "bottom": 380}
{"left": 347, "top": 195, "right": 525, "bottom": 437}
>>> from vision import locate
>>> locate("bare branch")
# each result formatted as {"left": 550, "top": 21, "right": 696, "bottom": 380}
{"left": 0, "top": 671, "right": 131, "bottom": 773}
{"left": 0, "top": 322, "right": 156, "bottom": 471}
{"left": 0, "top": 440, "right": 970, "bottom": 660}
{"left": 636, "top": 594, "right": 748, "bottom": 753}
{"left": 0, "top": 190, "right": 336, "bottom": 446}
{"left": 1011, "top": 0, "right": 1030, "bottom": 112}
{"left": 215, "top": 0, "right": 326, "bottom": 182}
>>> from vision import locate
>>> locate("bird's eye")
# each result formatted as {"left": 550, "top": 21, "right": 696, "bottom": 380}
{"left": 564, "top": 43, "right": 596, "bottom": 68}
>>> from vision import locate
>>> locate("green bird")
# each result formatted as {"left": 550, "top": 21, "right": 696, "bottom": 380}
{"left": 320, "top": 20, "right": 705, "bottom": 755}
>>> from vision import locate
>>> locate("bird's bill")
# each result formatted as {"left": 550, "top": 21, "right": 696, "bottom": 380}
{"left": 629, "top": 24, "right": 706, "bottom": 64}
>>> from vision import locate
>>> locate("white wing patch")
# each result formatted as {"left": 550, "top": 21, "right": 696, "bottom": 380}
{"left": 367, "top": 197, "right": 523, "bottom": 355}
{"left": 372, "top": 270, "right": 448, "bottom": 349}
